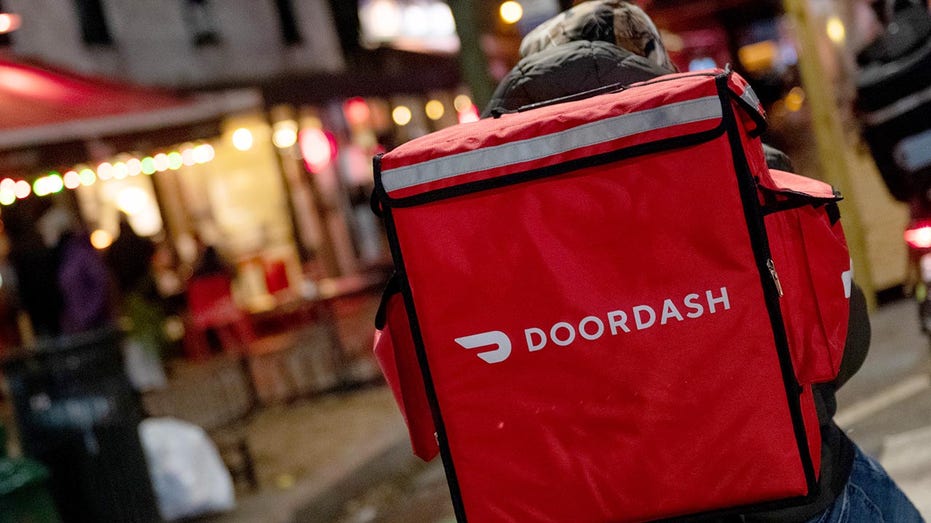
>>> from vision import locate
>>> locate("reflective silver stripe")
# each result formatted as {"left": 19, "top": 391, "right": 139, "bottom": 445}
{"left": 862, "top": 83, "right": 931, "bottom": 126}
{"left": 739, "top": 85, "right": 762, "bottom": 113}
{"left": 382, "top": 96, "right": 723, "bottom": 193}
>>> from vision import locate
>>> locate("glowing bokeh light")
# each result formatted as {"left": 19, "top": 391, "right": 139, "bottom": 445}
{"left": 127, "top": 158, "right": 142, "bottom": 176}
{"left": 141, "top": 157, "right": 156, "bottom": 175}
{"left": 499, "top": 1, "right": 523, "bottom": 24}
{"left": 116, "top": 187, "right": 149, "bottom": 215}
{"left": 90, "top": 229, "right": 113, "bottom": 250}
{"left": 167, "top": 152, "right": 183, "bottom": 170}
{"left": 79, "top": 169, "right": 96, "bottom": 186}
{"left": 392, "top": 105, "right": 412, "bottom": 126}
{"left": 14, "top": 180, "right": 30, "bottom": 199}
{"left": 181, "top": 148, "right": 197, "bottom": 166}
{"left": 33, "top": 173, "right": 64, "bottom": 197}
{"left": 272, "top": 120, "right": 299, "bottom": 149}
{"left": 113, "top": 162, "right": 129, "bottom": 179}
{"left": 31, "top": 178, "right": 46, "bottom": 197}
{"left": 361, "top": 0, "right": 402, "bottom": 40}
{"left": 425, "top": 100, "right": 445, "bottom": 120}
{"left": 63, "top": 170, "right": 81, "bottom": 189}
{"left": 0, "top": 178, "right": 16, "bottom": 205}
{"left": 232, "top": 128, "right": 254, "bottom": 151}
{"left": 194, "top": 144, "right": 215, "bottom": 164}
{"left": 0, "top": 179, "right": 13, "bottom": 205}
{"left": 826, "top": 16, "right": 845, "bottom": 44}
{"left": 299, "top": 128, "right": 336, "bottom": 173}
{"left": 454, "top": 95, "right": 472, "bottom": 113}
{"left": 785, "top": 87, "right": 806, "bottom": 112}
{"left": 153, "top": 153, "right": 170, "bottom": 172}
{"left": 97, "top": 162, "right": 114, "bottom": 180}
{"left": 0, "top": 14, "right": 22, "bottom": 34}
{"left": 458, "top": 104, "right": 480, "bottom": 123}
{"left": 344, "top": 98, "right": 370, "bottom": 127}
{"left": 49, "top": 174, "right": 64, "bottom": 194}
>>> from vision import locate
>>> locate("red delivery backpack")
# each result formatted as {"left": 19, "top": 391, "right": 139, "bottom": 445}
{"left": 371, "top": 69, "right": 851, "bottom": 522}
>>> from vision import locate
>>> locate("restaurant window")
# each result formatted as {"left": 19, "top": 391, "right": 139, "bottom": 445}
{"left": 185, "top": 0, "right": 221, "bottom": 47}
{"left": 74, "top": 0, "right": 113, "bottom": 45}
{"left": 275, "top": 0, "right": 302, "bottom": 46}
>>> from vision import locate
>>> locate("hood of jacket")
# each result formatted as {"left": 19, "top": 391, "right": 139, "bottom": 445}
{"left": 482, "top": 0, "right": 677, "bottom": 117}
{"left": 482, "top": 39, "right": 672, "bottom": 117}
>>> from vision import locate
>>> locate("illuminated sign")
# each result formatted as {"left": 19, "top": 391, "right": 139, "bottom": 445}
{"left": 359, "top": 0, "right": 459, "bottom": 54}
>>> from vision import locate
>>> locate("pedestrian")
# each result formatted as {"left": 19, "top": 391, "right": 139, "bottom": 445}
{"left": 106, "top": 213, "right": 168, "bottom": 390}
{"left": 4, "top": 198, "right": 63, "bottom": 339}
{"left": 107, "top": 213, "right": 156, "bottom": 296}
{"left": 37, "top": 204, "right": 114, "bottom": 334}
{"left": 482, "top": 1, "right": 923, "bottom": 521}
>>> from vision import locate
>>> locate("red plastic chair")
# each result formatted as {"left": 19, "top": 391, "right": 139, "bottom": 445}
{"left": 264, "top": 260, "right": 290, "bottom": 295}
{"left": 185, "top": 274, "right": 257, "bottom": 359}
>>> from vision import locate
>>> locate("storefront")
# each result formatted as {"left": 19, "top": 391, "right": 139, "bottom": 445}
{"left": 0, "top": 58, "right": 300, "bottom": 324}
{"left": 0, "top": 55, "right": 484, "bottom": 337}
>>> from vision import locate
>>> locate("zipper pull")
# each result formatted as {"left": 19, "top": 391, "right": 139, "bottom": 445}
{"left": 767, "top": 258, "right": 784, "bottom": 297}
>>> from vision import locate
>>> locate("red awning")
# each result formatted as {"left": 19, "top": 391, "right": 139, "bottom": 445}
{"left": 0, "top": 58, "right": 260, "bottom": 172}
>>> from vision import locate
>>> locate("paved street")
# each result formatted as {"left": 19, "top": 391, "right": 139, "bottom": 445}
{"left": 333, "top": 298, "right": 931, "bottom": 522}
{"left": 836, "top": 298, "right": 931, "bottom": 517}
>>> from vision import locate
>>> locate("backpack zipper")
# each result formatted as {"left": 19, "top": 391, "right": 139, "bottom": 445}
{"left": 767, "top": 258, "right": 784, "bottom": 297}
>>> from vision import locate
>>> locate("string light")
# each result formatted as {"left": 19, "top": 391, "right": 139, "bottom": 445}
{"left": 232, "top": 128, "right": 254, "bottom": 151}
{"left": 153, "top": 153, "right": 170, "bottom": 172}
{"left": 63, "top": 171, "right": 81, "bottom": 189}
{"left": 194, "top": 144, "right": 215, "bottom": 164}
{"left": 97, "top": 162, "right": 114, "bottom": 180}
{"left": 167, "top": 152, "right": 183, "bottom": 170}
{"left": 425, "top": 100, "right": 445, "bottom": 120}
{"left": 392, "top": 105, "right": 413, "bottom": 126}
{"left": 454, "top": 95, "right": 472, "bottom": 113}
{"left": 113, "top": 162, "right": 129, "bottom": 179}
{"left": 127, "top": 158, "right": 142, "bottom": 176}
{"left": 181, "top": 147, "right": 197, "bottom": 166}
{"left": 79, "top": 169, "right": 96, "bottom": 186}
{"left": 14, "top": 180, "right": 30, "bottom": 199}
{"left": 0, "top": 179, "right": 16, "bottom": 205}
{"left": 10, "top": 141, "right": 219, "bottom": 203}
{"left": 141, "top": 157, "right": 156, "bottom": 175}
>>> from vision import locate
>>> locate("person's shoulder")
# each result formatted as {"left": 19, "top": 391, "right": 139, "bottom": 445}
{"left": 762, "top": 143, "right": 795, "bottom": 172}
{"left": 482, "top": 41, "right": 666, "bottom": 117}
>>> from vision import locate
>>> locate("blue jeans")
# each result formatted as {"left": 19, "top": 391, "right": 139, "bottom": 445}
{"left": 807, "top": 445, "right": 925, "bottom": 523}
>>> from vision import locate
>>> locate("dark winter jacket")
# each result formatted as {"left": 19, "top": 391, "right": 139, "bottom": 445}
{"left": 482, "top": 17, "right": 868, "bottom": 523}
{"left": 56, "top": 232, "right": 114, "bottom": 334}
{"left": 483, "top": 40, "right": 671, "bottom": 117}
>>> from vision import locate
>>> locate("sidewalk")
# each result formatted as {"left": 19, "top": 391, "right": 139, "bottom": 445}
{"left": 836, "top": 297, "right": 931, "bottom": 519}
{"left": 203, "top": 384, "right": 413, "bottom": 523}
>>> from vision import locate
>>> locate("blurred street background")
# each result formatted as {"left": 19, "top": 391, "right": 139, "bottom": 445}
{"left": 0, "top": 0, "right": 925, "bottom": 521}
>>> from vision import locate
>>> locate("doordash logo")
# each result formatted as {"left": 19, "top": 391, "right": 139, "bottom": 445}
{"left": 454, "top": 287, "right": 731, "bottom": 364}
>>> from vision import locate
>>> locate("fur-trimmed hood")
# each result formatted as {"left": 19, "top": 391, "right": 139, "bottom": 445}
{"left": 482, "top": 0, "right": 677, "bottom": 117}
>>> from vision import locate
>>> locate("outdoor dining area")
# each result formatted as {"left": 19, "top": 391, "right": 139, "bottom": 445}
{"left": 0, "top": 245, "right": 390, "bottom": 521}
{"left": 141, "top": 262, "right": 390, "bottom": 487}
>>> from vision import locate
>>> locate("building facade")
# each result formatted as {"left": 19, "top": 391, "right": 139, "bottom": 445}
{"left": 0, "top": 0, "right": 472, "bottom": 311}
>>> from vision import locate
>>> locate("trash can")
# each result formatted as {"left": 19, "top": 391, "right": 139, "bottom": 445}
{"left": 1, "top": 328, "right": 161, "bottom": 522}
{"left": 0, "top": 423, "right": 60, "bottom": 523}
